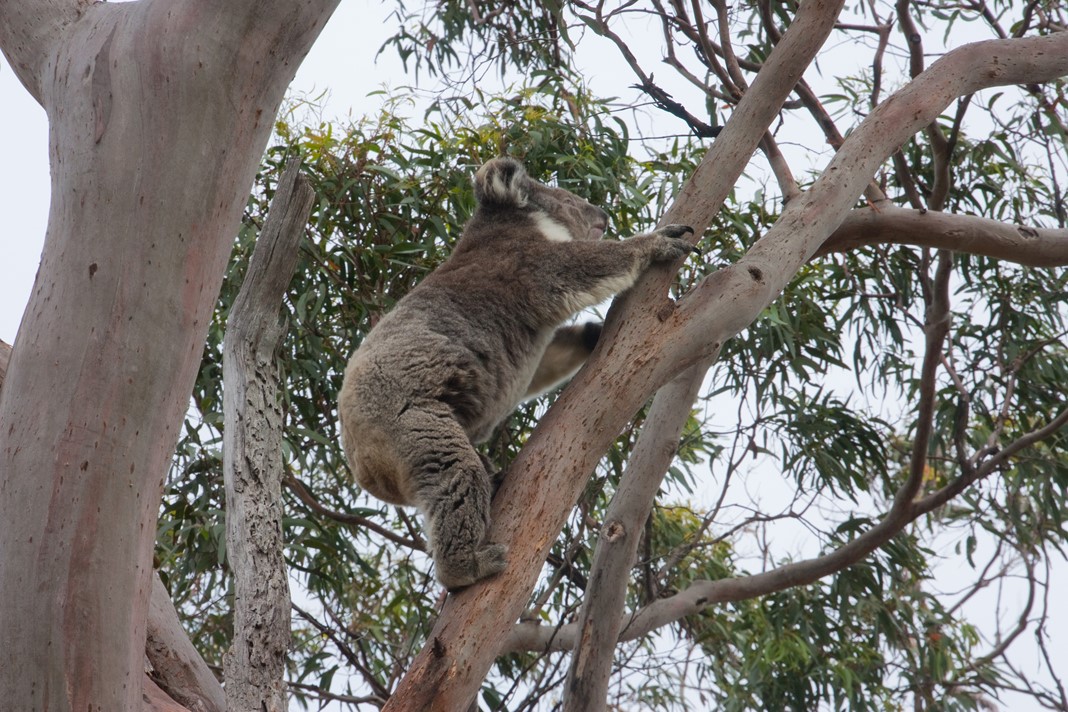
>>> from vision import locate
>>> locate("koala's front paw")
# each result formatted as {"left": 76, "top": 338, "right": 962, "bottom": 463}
{"left": 651, "top": 224, "right": 699, "bottom": 261}
{"left": 659, "top": 224, "right": 695, "bottom": 239}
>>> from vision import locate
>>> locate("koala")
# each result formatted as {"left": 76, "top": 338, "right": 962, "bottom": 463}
{"left": 338, "top": 156, "right": 696, "bottom": 590}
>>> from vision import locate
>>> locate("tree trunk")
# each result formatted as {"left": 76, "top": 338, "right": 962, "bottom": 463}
{"left": 222, "top": 157, "right": 315, "bottom": 712}
{"left": 0, "top": 2, "right": 337, "bottom": 710}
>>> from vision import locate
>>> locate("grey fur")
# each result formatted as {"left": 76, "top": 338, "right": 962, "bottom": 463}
{"left": 338, "top": 156, "right": 695, "bottom": 589}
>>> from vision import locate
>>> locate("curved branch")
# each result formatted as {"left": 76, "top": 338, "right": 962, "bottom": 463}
{"left": 146, "top": 574, "right": 226, "bottom": 712}
{"left": 818, "top": 204, "right": 1068, "bottom": 266}
{"left": 0, "top": 0, "right": 80, "bottom": 101}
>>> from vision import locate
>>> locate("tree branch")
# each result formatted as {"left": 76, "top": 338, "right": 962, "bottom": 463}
{"left": 222, "top": 157, "right": 314, "bottom": 712}
{"left": 563, "top": 359, "right": 711, "bottom": 710}
{"left": 284, "top": 473, "right": 426, "bottom": 550}
{"left": 817, "top": 204, "right": 1068, "bottom": 266}
{"left": 505, "top": 395, "right": 1068, "bottom": 656}
{"left": 143, "top": 674, "right": 195, "bottom": 712}
{"left": 145, "top": 573, "right": 226, "bottom": 712}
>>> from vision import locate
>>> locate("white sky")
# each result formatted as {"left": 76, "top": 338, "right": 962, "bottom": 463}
{"left": 0, "top": 2, "right": 1063, "bottom": 709}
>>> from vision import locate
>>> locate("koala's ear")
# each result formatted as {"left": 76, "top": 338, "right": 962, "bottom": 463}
{"left": 473, "top": 157, "right": 530, "bottom": 208}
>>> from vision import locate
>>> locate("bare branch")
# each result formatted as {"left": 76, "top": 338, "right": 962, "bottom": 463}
{"left": 146, "top": 574, "right": 226, "bottom": 712}
{"left": 563, "top": 360, "right": 710, "bottom": 710}
{"left": 222, "top": 157, "right": 314, "bottom": 712}
{"left": 759, "top": 131, "right": 801, "bottom": 203}
{"left": 817, "top": 204, "right": 1068, "bottom": 266}
{"left": 284, "top": 473, "right": 426, "bottom": 550}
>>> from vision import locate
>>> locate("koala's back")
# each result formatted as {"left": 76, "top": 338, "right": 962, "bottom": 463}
{"left": 339, "top": 239, "right": 553, "bottom": 504}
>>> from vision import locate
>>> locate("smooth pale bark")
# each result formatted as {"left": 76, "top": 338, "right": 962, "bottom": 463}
{"left": 222, "top": 157, "right": 314, "bottom": 712}
{"left": 819, "top": 204, "right": 1068, "bottom": 265}
{"left": 562, "top": 361, "right": 710, "bottom": 711}
{"left": 0, "top": 1, "right": 338, "bottom": 710}
{"left": 382, "top": 1, "right": 848, "bottom": 709}
{"left": 146, "top": 574, "right": 226, "bottom": 712}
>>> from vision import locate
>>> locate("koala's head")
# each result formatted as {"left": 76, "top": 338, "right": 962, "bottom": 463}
{"left": 473, "top": 157, "right": 610, "bottom": 242}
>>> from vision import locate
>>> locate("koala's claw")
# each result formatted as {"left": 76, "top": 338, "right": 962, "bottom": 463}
{"left": 651, "top": 224, "right": 700, "bottom": 262}
{"left": 659, "top": 224, "right": 695, "bottom": 238}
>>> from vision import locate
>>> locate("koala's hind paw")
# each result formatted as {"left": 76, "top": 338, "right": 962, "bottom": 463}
{"left": 651, "top": 224, "right": 700, "bottom": 261}
{"left": 441, "top": 543, "right": 509, "bottom": 592}
{"left": 478, "top": 543, "right": 508, "bottom": 577}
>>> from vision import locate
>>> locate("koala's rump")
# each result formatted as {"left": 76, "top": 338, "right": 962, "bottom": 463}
{"left": 339, "top": 312, "right": 538, "bottom": 504}
{"left": 338, "top": 347, "right": 416, "bottom": 505}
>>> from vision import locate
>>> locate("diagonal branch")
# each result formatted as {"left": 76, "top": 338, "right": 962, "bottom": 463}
{"left": 563, "top": 358, "right": 712, "bottom": 710}
{"left": 146, "top": 573, "right": 226, "bottom": 712}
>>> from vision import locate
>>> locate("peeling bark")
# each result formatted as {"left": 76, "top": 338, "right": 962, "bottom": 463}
{"left": 222, "top": 157, "right": 315, "bottom": 712}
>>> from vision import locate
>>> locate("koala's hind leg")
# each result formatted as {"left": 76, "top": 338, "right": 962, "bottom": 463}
{"left": 401, "top": 404, "right": 508, "bottom": 590}
{"left": 525, "top": 322, "right": 602, "bottom": 398}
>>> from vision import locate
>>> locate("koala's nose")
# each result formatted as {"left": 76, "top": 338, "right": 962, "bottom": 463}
{"left": 593, "top": 207, "right": 609, "bottom": 230}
